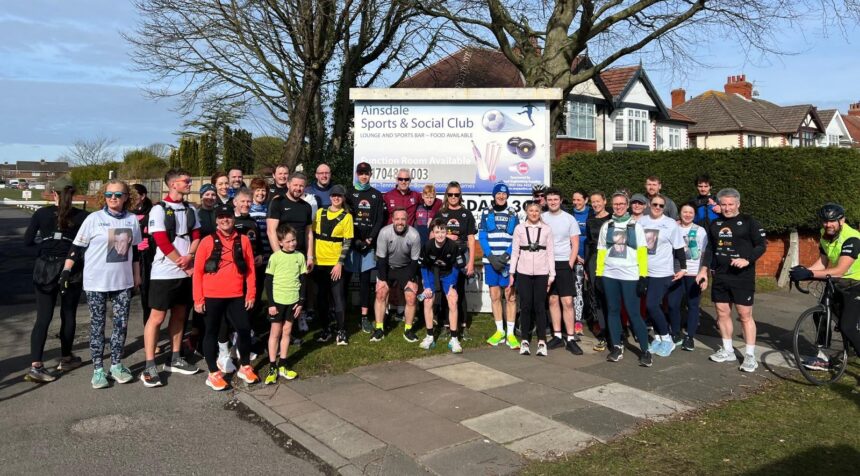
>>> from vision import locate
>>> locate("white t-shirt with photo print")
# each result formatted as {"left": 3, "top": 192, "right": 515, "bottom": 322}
{"left": 638, "top": 214, "right": 685, "bottom": 278}
{"left": 73, "top": 209, "right": 142, "bottom": 292}
{"left": 148, "top": 200, "right": 201, "bottom": 280}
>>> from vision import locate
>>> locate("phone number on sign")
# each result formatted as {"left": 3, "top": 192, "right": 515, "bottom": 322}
{"left": 373, "top": 167, "right": 429, "bottom": 181}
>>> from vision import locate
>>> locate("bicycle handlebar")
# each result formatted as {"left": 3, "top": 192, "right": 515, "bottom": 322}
{"left": 790, "top": 275, "right": 833, "bottom": 295}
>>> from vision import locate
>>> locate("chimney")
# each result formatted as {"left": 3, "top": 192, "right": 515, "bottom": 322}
{"left": 849, "top": 102, "right": 860, "bottom": 117}
{"left": 724, "top": 74, "right": 753, "bottom": 100}
{"left": 671, "top": 88, "right": 686, "bottom": 108}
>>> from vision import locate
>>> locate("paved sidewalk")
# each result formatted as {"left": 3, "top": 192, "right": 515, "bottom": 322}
{"left": 240, "top": 289, "right": 815, "bottom": 475}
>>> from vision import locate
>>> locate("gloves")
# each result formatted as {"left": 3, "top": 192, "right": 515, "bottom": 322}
{"left": 636, "top": 277, "right": 648, "bottom": 297}
{"left": 789, "top": 266, "right": 813, "bottom": 282}
{"left": 487, "top": 254, "right": 505, "bottom": 273}
{"left": 58, "top": 269, "right": 71, "bottom": 295}
{"left": 499, "top": 252, "right": 510, "bottom": 266}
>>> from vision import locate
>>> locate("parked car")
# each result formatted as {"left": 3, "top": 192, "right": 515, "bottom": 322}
{"left": 17, "top": 181, "right": 29, "bottom": 190}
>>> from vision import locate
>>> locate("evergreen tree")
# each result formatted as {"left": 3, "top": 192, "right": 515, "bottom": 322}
{"left": 197, "top": 133, "right": 218, "bottom": 176}
{"left": 168, "top": 148, "right": 180, "bottom": 168}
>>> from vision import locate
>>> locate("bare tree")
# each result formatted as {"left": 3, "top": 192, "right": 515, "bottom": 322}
{"left": 62, "top": 136, "right": 117, "bottom": 166}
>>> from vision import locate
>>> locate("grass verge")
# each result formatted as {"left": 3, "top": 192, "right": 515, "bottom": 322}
{"left": 523, "top": 364, "right": 860, "bottom": 475}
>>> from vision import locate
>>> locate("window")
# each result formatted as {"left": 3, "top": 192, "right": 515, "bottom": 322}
{"left": 615, "top": 108, "right": 648, "bottom": 144}
{"left": 657, "top": 127, "right": 682, "bottom": 150}
{"left": 801, "top": 131, "right": 815, "bottom": 147}
{"left": 561, "top": 101, "right": 595, "bottom": 140}
{"left": 828, "top": 134, "right": 840, "bottom": 146}
{"left": 762, "top": 136, "right": 769, "bottom": 147}
{"left": 747, "top": 135, "right": 757, "bottom": 147}
{"left": 615, "top": 111, "right": 624, "bottom": 142}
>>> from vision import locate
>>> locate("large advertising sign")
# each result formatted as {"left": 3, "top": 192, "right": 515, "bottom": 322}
{"left": 354, "top": 100, "right": 551, "bottom": 194}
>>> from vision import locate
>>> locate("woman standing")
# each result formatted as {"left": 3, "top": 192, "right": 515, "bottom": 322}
{"left": 436, "top": 181, "right": 477, "bottom": 339}
{"left": 637, "top": 194, "right": 687, "bottom": 357}
{"left": 595, "top": 192, "right": 652, "bottom": 367}
{"left": 198, "top": 183, "right": 218, "bottom": 238}
{"left": 672, "top": 203, "right": 708, "bottom": 351}
{"left": 24, "top": 184, "right": 88, "bottom": 383}
{"left": 62, "top": 180, "right": 142, "bottom": 388}
{"left": 212, "top": 172, "right": 231, "bottom": 205}
{"left": 312, "top": 185, "right": 353, "bottom": 345}
{"left": 585, "top": 191, "right": 611, "bottom": 351}
{"left": 508, "top": 201, "right": 554, "bottom": 356}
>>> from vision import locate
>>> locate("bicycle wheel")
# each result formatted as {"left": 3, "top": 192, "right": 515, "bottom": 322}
{"left": 793, "top": 305, "right": 848, "bottom": 385}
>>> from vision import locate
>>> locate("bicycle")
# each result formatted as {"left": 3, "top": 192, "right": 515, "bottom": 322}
{"left": 791, "top": 276, "right": 850, "bottom": 385}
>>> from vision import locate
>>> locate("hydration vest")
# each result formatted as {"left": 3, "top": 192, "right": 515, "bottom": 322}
{"left": 484, "top": 207, "right": 518, "bottom": 235}
{"left": 204, "top": 232, "right": 246, "bottom": 274}
{"left": 605, "top": 220, "right": 638, "bottom": 249}
{"left": 314, "top": 209, "right": 347, "bottom": 243}
{"left": 158, "top": 201, "right": 197, "bottom": 242}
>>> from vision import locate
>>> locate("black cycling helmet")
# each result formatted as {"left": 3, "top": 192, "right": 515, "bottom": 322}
{"left": 532, "top": 183, "right": 548, "bottom": 195}
{"left": 818, "top": 203, "right": 845, "bottom": 222}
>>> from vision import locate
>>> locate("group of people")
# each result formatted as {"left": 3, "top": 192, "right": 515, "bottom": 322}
{"left": 23, "top": 163, "right": 860, "bottom": 391}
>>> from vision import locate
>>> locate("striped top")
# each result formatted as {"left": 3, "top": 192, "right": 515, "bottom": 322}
{"left": 478, "top": 206, "right": 518, "bottom": 263}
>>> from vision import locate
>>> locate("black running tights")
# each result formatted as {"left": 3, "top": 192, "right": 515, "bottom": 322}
{"left": 31, "top": 283, "right": 82, "bottom": 362}
{"left": 203, "top": 297, "right": 251, "bottom": 372}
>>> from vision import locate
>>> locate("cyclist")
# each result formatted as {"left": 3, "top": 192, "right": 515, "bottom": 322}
{"left": 789, "top": 203, "right": 860, "bottom": 365}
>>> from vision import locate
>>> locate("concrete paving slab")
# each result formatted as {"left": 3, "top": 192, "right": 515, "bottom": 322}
{"left": 409, "top": 353, "right": 469, "bottom": 370}
{"left": 264, "top": 385, "right": 309, "bottom": 407}
{"left": 574, "top": 383, "right": 694, "bottom": 421}
{"left": 275, "top": 422, "right": 350, "bottom": 469}
{"left": 461, "top": 406, "right": 562, "bottom": 444}
{"left": 553, "top": 405, "right": 642, "bottom": 442}
{"left": 272, "top": 400, "right": 324, "bottom": 419}
{"left": 466, "top": 347, "right": 546, "bottom": 374}
{"left": 502, "top": 362, "right": 612, "bottom": 393}
{"left": 350, "top": 445, "right": 434, "bottom": 476}
{"left": 352, "top": 362, "right": 439, "bottom": 390}
{"left": 418, "top": 439, "right": 524, "bottom": 476}
{"left": 505, "top": 426, "right": 595, "bottom": 459}
{"left": 652, "top": 380, "right": 739, "bottom": 405}
{"left": 390, "top": 379, "right": 511, "bottom": 422}
{"left": 483, "top": 382, "right": 593, "bottom": 417}
{"left": 540, "top": 345, "right": 607, "bottom": 369}
{"left": 291, "top": 409, "right": 349, "bottom": 437}
{"left": 315, "top": 423, "right": 387, "bottom": 459}
{"left": 289, "top": 373, "right": 364, "bottom": 397}
{"left": 427, "top": 361, "right": 523, "bottom": 391}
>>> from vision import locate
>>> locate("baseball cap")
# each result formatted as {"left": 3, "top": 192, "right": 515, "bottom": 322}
{"left": 330, "top": 184, "right": 346, "bottom": 196}
{"left": 492, "top": 182, "right": 509, "bottom": 196}
{"left": 356, "top": 162, "right": 372, "bottom": 174}
{"left": 630, "top": 193, "right": 648, "bottom": 204}
{"left": 214, "top": 204, "right": 234, "bottom": 217}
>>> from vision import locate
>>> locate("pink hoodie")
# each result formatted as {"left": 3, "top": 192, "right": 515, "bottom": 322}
{"left": 509, "top": 221, "right": 555, "bottom": 278}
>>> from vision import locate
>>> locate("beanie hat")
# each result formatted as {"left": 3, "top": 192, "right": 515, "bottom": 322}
{"left": 492, "top": 182, "right": 509, "bottom": 196}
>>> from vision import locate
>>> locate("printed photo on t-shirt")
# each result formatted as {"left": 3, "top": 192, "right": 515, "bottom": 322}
{"left": 608, "top": 229, "right": 627, "bottom": 258}
{"left": 106, "top": 228, "right": 132, "bottom": 263}
{"left": 644, "top": 229, "right": 660, "bottom": 255}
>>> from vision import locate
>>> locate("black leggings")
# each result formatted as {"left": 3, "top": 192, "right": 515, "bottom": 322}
{"left": 139, "top": 246, "right": 154, "bottom": 324}
{"left": 203, "top": 297, "right": 251, "bottom": 372}
{"left": 836, "top": 286, "right": 860, "bottom": 355}
{"left": 31, "top": 283, "right": 82, "bottom": 362}
{"left": 516, "top": 273, "right": 548, "bottom": 341}
{"left": 343, "top": 269, "right": 374, "bottom": 311}
{"left": 314, "top": 265, "right": 345, "bottom": 331}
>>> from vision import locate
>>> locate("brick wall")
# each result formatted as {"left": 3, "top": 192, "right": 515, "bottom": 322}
{"left": 556, "top": 138, "right": 597, "bottom": 158}
{"left": 756, "top": 232, "right": 820, "bottom": 277}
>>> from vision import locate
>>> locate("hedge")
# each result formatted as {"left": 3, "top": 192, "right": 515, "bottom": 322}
{"left": 552, "top": 147, "right": 860, "bottom": 233}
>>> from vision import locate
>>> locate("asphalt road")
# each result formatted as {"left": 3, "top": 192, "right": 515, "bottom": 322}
{"left": 0, "top": 205, "right": 329, "bottom": 475}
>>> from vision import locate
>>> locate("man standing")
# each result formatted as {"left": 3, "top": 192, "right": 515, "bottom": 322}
{"left": 373, "top": 208, "right": 422, "bottom": 342}
{"left": 309, "top": 163, "right": 335, "bottom": 209}
{"left": 268, "top": 164, "right": 290, "bottom": 200}
{"left": 346, "top": 162, "right": 386, "bottom": 333}
{"left": 383, "top": 169, "right": 422, "bottom": 225}
{"left": 644, "top": 176, "right": 678, "bottom": 219}
{"left": 141, "top": 169, "right": 201, "bottom": 387}
{"left": 542, "top": 188, "right": 583, "bottom": 355}
{"left": 690, "top": 174, "right": 720, "bottom": 228}
{"left": 228, "top": 168, "right": 246, "bottom": 199}
{"left": 480, "top": 182, "right": 520, "bottom": 349}
{"left": 267, "top": 173, "right": 314, "bottom": 271}
{"left": 696, "top": 188, "right": 766, "bottom": 372}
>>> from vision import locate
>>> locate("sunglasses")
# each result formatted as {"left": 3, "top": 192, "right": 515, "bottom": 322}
{"left": 533, "top": 194, "right": 545, "bottom": 198}
{"left": 447, "top": 193, "right": 461, "bottom": 197}
{"left": 397, "top": 177, "right": 411, "bottom": 182}
{"left": 104, "top": 192, "right": 124, "bottom": 199}
{"left": 651, "top": 203, "right": 665, "bottom": 208}
{"left": 180, "top": 178, "right": 192, "bottom": 184}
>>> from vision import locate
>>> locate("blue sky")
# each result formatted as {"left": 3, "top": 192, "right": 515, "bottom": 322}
{"left": 0, "top": 1, "right": 857, "bottom": 163}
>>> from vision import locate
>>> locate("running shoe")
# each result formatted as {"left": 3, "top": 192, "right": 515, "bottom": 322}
{"left": 655, "top": 340, "right": 676, "bottom": 358}
{"left": 682, "top": 336, "right": 695, "bottom": 352}
{"left": 336, "top": 330, "right": 349, "bottom": 346}
{"left": 506, "top": 333, "right": 521, "bottom": 350}
{"left": 56, "top": 355, "right": 83, "bottom": 371}
{"left": 574, "top": 321, "right": 584, "bottom": 336}
{"left": 217, "top": 354, "right": 237, "bottom": 374}
{"left": 419, "top": 335, "right": 436, "bottom": 350}
{"left": 109, "top": 364, "right": 134, "bottom": 384}
{"left": 607, "top": 345, "right": 624, "bottom": 362}
{"left": 206, "top": 371, "right": 229, "bottom": 391}
{"left": 360, "top": 316, "right": 373, "bottom": 334}
{"left": 264, "top": 366, "right": 278, "bottom": 385}
{"left": 709, "top": 347, "right": 737, "bottom": 363}
{"left": 139, "top": 366, "right": 163, "bottom": 388}
{"left": 164, "top": 356, "right": 199, "bottom": 375}
{"left": 237, "top": 365, "right": 259, "bottom": 384}
{"left": 486, "top": 329, "right": 505, "bottom": 346}
{"left": 92, "top": 368, "right": 109, "bottom": 389}
{"left": 673, "top": 334, "right": 684, "bottom": 346}
{"left": 519, "top": 341, "right": 530, "bottom": 356}
{"left": 403, "top": 328, "right": 419, "bottom": 343}
{"left": 536, "top": 342, "right": 548, "bottom": 357}
{"left": 316, "top": 329, "right": 333, "bottom": 343}
{"left": 278, "top": 366, "right": 298, "bottom": 380}
{"left": 546, "top": 336, "right": 564, "bottom": 350}
{"left": 448, "top": 337, "right": 463, "bottom": 354}
{"left": 460, "top": 327, "right": 471, "bottom": 341}
{"left": 565, "top": 339, "right": 584, "bottom": 355}
{"left": 639, "top": 351, "right": 653, "bottom": 367}
{"left": 370, "top": 328, "right": 385, "bottom": 342}
{"left": 801, "top": 356, "right": 831, "bottom": 371}
{"left": 25, "top": 366, "right": 56, "bottom": 383}
{"left": 593, "top": 339, "right": 607, "bottom": 352}
{"left": 739, "top": 354, "right": 758, "bottom": 373}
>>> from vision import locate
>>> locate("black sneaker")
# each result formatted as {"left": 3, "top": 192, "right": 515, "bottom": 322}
{"left": 565, "top": 339, "right": 584, "bottom": 356}
{"left": 546, "top": 336, "right": 565, "bottom": 349}
{"left": 639, "top": 351, "right": 653, "bottom": 367}
{"left": 360, "top": 316, "right": 373, "bottom": 334}
{"left": 682, "top": 336, "right": 695, "bottom": 351}
{"left": 25, "top": 366, "right": 57, "bottom": 383}
{"left": 336, "top": 330, "right": 349, "bottom": 346}
{"left": 607, "top": 345, "right": 624, "bottom": 362}
{"left": 56, "top": 355, "right": 83, "bottom": 372}
{"left": 164, "top": 356, "right": 199, "bottom": 375}
{"left": 139, "top": 367, "right": 163, "bottom": 388}
{"left": 370, "top": 328, "right": 385, "bottom": 342}
{"left": 316, "top": 329, "right": 333, "bottom": 343}
{"left": 459, "top": 327, "right": 471, "bottom": 341}
{"left": 403, "top": 328, "right": 419, "bottom": 343}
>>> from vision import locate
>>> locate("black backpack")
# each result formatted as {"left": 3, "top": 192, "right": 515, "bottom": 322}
{"left": 204, "top": 233, "right": 247, "bottom": 274}
{"left": 158, "top": 201, "right": 197, "bottom": 242}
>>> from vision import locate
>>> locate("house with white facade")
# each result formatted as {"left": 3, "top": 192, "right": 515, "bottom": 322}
{"left": 816, "top": 109, "right": 853, "bottom": 147}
